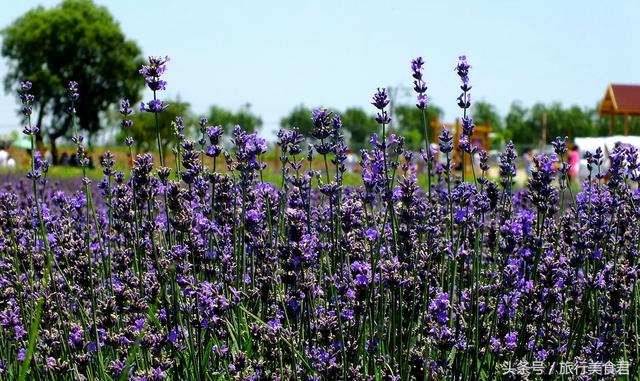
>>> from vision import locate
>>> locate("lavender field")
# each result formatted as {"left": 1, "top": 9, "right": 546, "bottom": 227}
{"left": 0, "top": 55, "right": 638, "bottom": 381}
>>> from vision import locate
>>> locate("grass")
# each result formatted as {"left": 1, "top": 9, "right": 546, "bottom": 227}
{"left": 4, "top": 146, "right": 581, "bottom": 192}
{"left": 1, "top": 164, "right": 567, "bottom": 191}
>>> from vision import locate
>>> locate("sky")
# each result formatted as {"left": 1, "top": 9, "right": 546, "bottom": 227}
{"left": 0, "top": 0, "right": 639, "bottom": 141}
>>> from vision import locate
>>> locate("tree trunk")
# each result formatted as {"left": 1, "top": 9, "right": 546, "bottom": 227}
{"left": 48, "top": 119, "right": 67, "bottom": 166}
{"left": 35, "top": 102, "right": 53, "bottom": 162}
{"left": 50, "top": 138, "right": 59, "bottom": 166}
{"left": 35, "top": 108, "right": 44, "bottom": 151}
{"left": 35, "top": 130, "right": 44, "bottom": 152}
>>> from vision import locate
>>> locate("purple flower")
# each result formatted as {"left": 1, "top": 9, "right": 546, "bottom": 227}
{"left": 455, "top": 55, "right": 472, "bottom": 116}
{"left": 206, "top": 125, "right": 224, "bottom": 145}
{"left": 504, "top": 331, "right": 518, "bottom": 351}
{"left": 311, "top": 107, "right": 332, "bottom": 140}
{"left": 416, "top": 93, "right": 427, "bottom": 109}
{"left": 461, "top": 115, "right": 474, "bottom": 136}
{"left": 267, "top": 319, "right": 282, "bottom": 330}
{"left": 364, "top": 227, "right": 378, "bottom": 241}
{"left": 232, "top": 125, "right": 267, "bottom": 185}
{"left": 140, "top": 99, "right": 169, "bottom": 113}
{"left": 411, "top": 57, "right": 428, "bottom": 109}
{"left": 139, "top": 55, "right": 170, "bottom": 91}
{"left": 458, "top": 135, "right": 476, "bottom": 154}
{"left": 119, "top": 99, "right": 132, "bottom": 116}
{"left": 67, "top": 80, "right": 79, "bottom": 101}
{"left": 438, "top": 128, "right": 453, "bottom": 154}
{"left": 499, "top": 141, "right": 517, "bottom": 188}
{"left": 167, "top": 328, "right": 179, "bottom": 343}
{"left": 120, "top": 98, "right": 133, "bottom": 129}
{"left": 371, "top": 88, "right": 390, "bottom": 110}
{"left": 429, "top": 292, "right": 450, "bottom": 325}
{"left": 411, "top": 56, "right": 424, "bottom": 80}
{"left": 375, "top": 110, "right": 391, "bottom": 125}
{"left": 44, "top": 357, "right": 57, "bottom": 371}
{"left": 68, "top": 325, "right": 84, "bottom": 347}
{"left": 18, "top": 81, "right": 35, "bottom": 117}
{"left": 552, "top": 136, "right": 568, "bottom": 155}
{"left": 455, "top": 55, "right": 471, "bottom": 87}
{"left": 134, "top": 317, "right": 146, "bottom": 331}
{"left": 22, "top": 125, "right": 39, "bottom": 136}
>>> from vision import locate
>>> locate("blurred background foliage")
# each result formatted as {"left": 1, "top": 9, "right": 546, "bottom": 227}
{"left": 2, "top": 0, "right": 636, "bottom": 168}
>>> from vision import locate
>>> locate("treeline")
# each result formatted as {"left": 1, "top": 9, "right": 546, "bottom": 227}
{"left": 118, "top": 99, "right": 638, "bottom": 152}
{"left": 114, "top": 101, "right": 263, "bottom": 152}
{"left": 118, "top": 102, "right": 440, "bottom": 152}
{"left": 502, "top": 101, "right": 640, "bottom": 146}
{"left": 4, "top": 0, "right": 632, "bottom": 160}
{"left": 274, "top": 100, "right": 633, "bottom": 151}
{"left": 119, "top": 103, "right": 382, "bottom": 152}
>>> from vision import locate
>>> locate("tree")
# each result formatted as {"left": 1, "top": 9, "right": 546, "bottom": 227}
{"left": 505, "top": 102, "right": 532, "bottom": 145}
{"left": 208, "top": 104, "right": 262, "bottom": 133}
{"left": 280, "top": 105, "right": 378, "bottom": 149}
{"left": 340, "top": 107, "right": 378, "bottom": 150}
{"left": 561, "top": 105, "right": 596, "bottom": 139}
{"left": 591, "top": 103, "right": 640, "bottom": 136}
{"left": 2, "top": 0, "right": 144, "bottom": 162}
{"left": 472, "top": 100, "right": 502, "bottom": 131}
{"left": 393, "top": 104, "right": 443, "bottom": 150}
{"left": 526, "top": 103, "right": 584, "bottom": 145}
{"left": 119, "top": 99, "right": 194, "bottom": 152}
{"left": 280, "top": 105, "right": 314, "bottom": 137}
{"left": 506, "top": 102, "right": 607, "bottom": 147}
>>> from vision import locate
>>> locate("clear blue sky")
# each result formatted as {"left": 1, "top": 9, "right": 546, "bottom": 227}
{"left": 1, "top": 0, "right": 639, "bottom": 140}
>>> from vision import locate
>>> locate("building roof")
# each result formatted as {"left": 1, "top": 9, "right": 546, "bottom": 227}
{"left": 600, "top": 84, "right": 640, "bottom": 116}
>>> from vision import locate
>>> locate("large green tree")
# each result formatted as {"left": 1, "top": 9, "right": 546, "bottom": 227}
{"left": 393, "top": 104, "right": 443, "bottom": 150}
{"left": 118, "top": 99, "right": 194, "bottom": 151}
{"left": 1, "top": 0, "right": 144, "bottom": 161}
{"left": 504, "top": 102, "right": 628, "bottom": 146}
{"left": 280, "top": 105, "right": 379, "bottom": 150}
{"left": 505, "top": 102, "right": 533, "bottom": 145}
{"left": 280, "top": 105, "right": 314, "bottom": 137}
{"left": 208, "top": 104, "right": 262, "bottom": 133}
{"left": 341, "top": 107, "right": 378, "bottom": 150}
{"left": 472, "top": 100, "right": 503, "bottom": 131}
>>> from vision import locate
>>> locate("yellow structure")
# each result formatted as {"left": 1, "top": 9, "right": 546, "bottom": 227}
{"left": 431, "top": 118, "right": 492, "bottom": 174}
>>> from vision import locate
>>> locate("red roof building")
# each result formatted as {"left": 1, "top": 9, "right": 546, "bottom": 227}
{"left": 599, "top": 84, "right": 640, "bottom": 135}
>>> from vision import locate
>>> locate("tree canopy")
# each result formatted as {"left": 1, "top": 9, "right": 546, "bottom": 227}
{"left": 208, "top": 104, "right": 262, "bottom": 133}
{"left": 1, "top": 0, "right": 144, "bottom": 160}
{"left": 340, "top": 107, "right": 379, "bottom": 150}
{"left": 118, "top": 99, "right": 194, "bottom": 151}
{"left": 279, "top": 105, "right": 315, "bottom": 137}
{"left": 393, "top": 104, "right": 443, "bottom": 150}
{"left": 472, "top": 100, "right": 503, "bottom": 131}
{"left": 280, "top": 105, "right": 382, "bottom": 150}
{"left": 503, "top": 101, "right": 637, "bottom": 146}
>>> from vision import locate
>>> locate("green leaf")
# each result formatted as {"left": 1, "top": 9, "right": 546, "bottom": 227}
{"left": 18, "top": 296, "right": 44, "bottom": 381}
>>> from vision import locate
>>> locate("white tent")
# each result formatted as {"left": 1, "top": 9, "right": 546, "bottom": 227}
{"left": 574, "top": 136, "right": 640, "bottom": 155}
{"left": 574, "top": 136, "right": 640, "bottom": 179}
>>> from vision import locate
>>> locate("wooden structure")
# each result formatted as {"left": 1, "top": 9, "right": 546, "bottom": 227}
{"left": 431, "top": 118, "right": 492, "bottom": 175}
{"left": 599, "top": 84, "right": 640, "bottom": 135}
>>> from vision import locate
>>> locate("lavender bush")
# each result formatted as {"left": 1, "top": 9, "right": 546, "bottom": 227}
{"left": 0, "top": 55, "right": 638, "bottom": 381}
